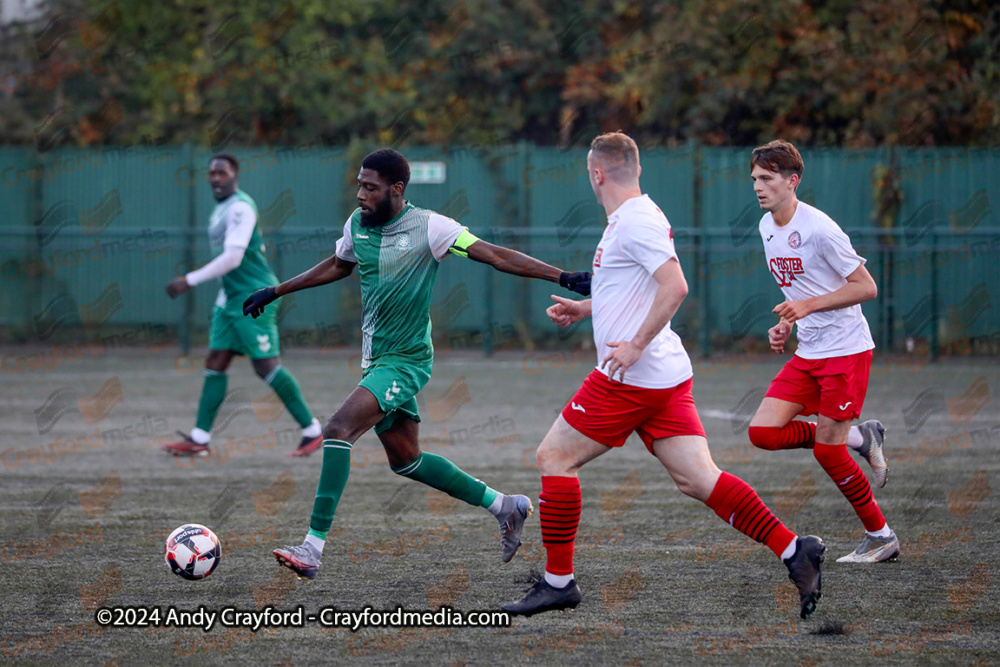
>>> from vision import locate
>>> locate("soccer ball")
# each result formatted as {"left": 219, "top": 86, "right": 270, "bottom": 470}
{"left": 165, "top": 524, "right": 221, "bottom": 580}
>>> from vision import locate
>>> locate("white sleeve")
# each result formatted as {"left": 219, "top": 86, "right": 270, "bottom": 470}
{"left": 223, "top": 201, "right": 256, "bottom": 249}
{"left": 821, "top": 223, "right": 865, "bottom": 278}
{"left": 185, "top": 246, "right": 247, "bottom": 286}
{"left": 334, "top": 217, "right": 356, "bottom": 262}
{"left": 620, "top": 213, "right": 678, "bottom": 275}
{"left": 427, "top": 212, "right": 466, "bottom": 261}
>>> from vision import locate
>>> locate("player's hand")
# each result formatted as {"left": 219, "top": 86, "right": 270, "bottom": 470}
{"left": 559, "top": 271, "right": 591, "bottom": 296}
{"left": 243, "top": 286, "right": 278, "bottom": 319}
{"left": 546, "top": 295, "right": 588, "bottom": 327}
{"left": 769, "top": 320, "right": 792, "bottom": 353}
{"left": 166, "top": 277, "right": 189, "bottom": 299}
{"left": 772, "top": 299, "right": 812, "bottom": 324}
{"left": 601, "top": 339, "right": 643, "bottom": 382}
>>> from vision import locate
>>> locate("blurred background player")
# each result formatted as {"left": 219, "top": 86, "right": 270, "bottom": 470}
{"left": 161, "top": 154, "right": 323, "bottom": 457}
{"left": 747, "top": 140, "right": 899, "bottom": 563}
{"left": 503, "top": 133, "right": 826, "bottom": 619}
{"left": 242, "top": 148, "right": 591, "bottom": 579}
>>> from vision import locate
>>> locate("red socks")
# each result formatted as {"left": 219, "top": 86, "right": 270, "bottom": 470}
{"left": 539, "top": 476, "right": 581, "bottom": 575}
{"left": 705, "top": 472, "right": 797, "bottom": 558}
{"left": 748, "top": 421, "right": 816, "bottom": 451}
{"left": 814, "top": 443, "right": 886, "bottom": 532}
{"left": 539, "top": 442, "right": 884, "bottom": 574}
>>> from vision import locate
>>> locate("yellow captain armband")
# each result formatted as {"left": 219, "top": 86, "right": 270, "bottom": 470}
{"left": 448, "top": 230, "right": 480, "bottom": 258}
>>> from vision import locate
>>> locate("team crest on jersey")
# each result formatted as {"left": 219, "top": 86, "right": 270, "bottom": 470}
{"left": 395, "top": 233, "right": 411, "bottom": 249}
{"left": 594, "top": 247, "right": 603, "bottom": 268}
{"left": 787, "top": 231, "right": 802, "bottom": 249}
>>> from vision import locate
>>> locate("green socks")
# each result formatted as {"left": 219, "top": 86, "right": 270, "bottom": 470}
{"left": 195, "top": 370, "right": 227, "bottom": 432}
{"left": 195, "top": 365, "right": 314, "bottom": 437}
{"left": 309, "top": 440, "right": 353, "bottom": 535}
{"left": 265, "top": 365, "right": 314, "bottom": 428}
{"left": 307, "top": 448, "right": 502, "bottom": 548}
{"left": 393, "top": 452, "right": 496, "bottom": 508}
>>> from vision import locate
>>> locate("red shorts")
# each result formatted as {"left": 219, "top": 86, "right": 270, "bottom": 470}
{"left": 561, "top": 370, "right": 706, "bottom": 454}
{"left": 765, "top": 350, "right": 872, "bottom": 421}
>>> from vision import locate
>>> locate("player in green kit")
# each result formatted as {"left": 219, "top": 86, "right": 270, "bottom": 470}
{"left": 242, "top": 148, "right": 591, "bottom": 577}
{"left": 161, "top": 154, "right": 324, "bottom": 457}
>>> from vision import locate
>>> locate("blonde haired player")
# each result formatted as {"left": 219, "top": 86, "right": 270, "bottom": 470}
{"left": 503, "top": 133, "right": 826, "bottom": 620}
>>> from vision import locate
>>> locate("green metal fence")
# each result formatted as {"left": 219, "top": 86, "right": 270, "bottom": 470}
{"left": 1, "top": 144, "right": 997, "bottom": 358}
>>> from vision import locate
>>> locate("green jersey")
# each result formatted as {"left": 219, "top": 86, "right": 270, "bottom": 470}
{"left": 207, "top": 189, "right": 278, "bottom": 312}
{"left": 335, "top": 203, "right": 465, "bottom": 368}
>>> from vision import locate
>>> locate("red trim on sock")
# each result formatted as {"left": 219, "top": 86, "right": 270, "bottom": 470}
{"left": 705, "top": 472, "right": 796, "bottom": 559}
{"left": 748, "top": 421, "right": 816, "bottom": 451}
{"left": 540, "top": 476, "right": 581, "bottom": 576}
{"left": 814, "top": 442, "right": 886, "bottom": 532}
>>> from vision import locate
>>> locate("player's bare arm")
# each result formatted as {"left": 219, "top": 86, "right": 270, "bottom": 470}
{"left": 465, "top": 239, "right": 559, "bottom": 281}
{"left": 243, "top": 255, "right": 357, "bottom": 318}
{"left": 277, "top": 254, "right": 357, "bottom": 295}
{"left": 602, "top": 258, "right": 687, "bottom": 382}
{"left": 772, "top": 264, "right": 877, "bottom": 323}
{"left": 547, "top": 295, "right": 592, "bottom": 327}
{"left": 462, "top": 239, "right": 589, "bottom": 295}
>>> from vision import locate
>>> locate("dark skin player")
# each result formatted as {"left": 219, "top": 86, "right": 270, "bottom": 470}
{"left": 165, "top": 158, "right": 281, "bottom": 382}
{"left": 244, "top": 165, "right": 590, "bottom": 470}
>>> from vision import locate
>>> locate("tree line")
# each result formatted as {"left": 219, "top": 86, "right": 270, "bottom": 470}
{"left": 0, "top": 0, "right": 995, "bottom": 152}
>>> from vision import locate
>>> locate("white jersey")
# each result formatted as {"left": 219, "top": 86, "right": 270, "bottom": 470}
{"left": 759, "top": 201, "right": 875, "bottom": 359}
{"left": 590, "top": 194, "right": 692, "bottom": 389}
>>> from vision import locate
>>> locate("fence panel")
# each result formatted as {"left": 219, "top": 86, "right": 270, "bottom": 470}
{"left": 0, "top": 144, "right": 996, "bottom": 357}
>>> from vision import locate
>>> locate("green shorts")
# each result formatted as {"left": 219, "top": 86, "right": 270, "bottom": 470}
{"left": 359, "top": 357, "right": 432, "bottom": 434}
{"left": 209, "top": 303, "right": 280, "bottom": 360}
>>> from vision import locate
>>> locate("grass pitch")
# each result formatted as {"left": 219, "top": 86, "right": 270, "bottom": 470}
{"left": 1, "top": 346, "right": 998, "bottom": 665}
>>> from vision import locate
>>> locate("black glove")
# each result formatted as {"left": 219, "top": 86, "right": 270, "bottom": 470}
{"left": 559, "top": 271, "right": 591, "bottom": 296}
{"left": 243, "top": 286, "right": 278, "bottom": 319}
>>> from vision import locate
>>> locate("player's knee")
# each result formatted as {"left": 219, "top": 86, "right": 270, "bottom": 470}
{"left": 674, "top": 478, "right": 699, "bottom": 499}
{"left": 252, "top": 359, "right": 279, "bottom": 379}
{"left": 748, "top": 426, "right": 782, "bottom": 451}
{"left": 536, "top": 446, "right": 568, "bottom": 476}
{"left": 204, "top": 353, "right": 231, "bottom": 372}
{"left": 322, "top": 420, "right": 351, "bottom": 443}
{"left": 674, "top": 470, "right": 716, "bottom": 503}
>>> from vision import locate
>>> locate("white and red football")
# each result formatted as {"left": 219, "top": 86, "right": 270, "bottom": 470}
{"left": 164, "top": 524, "right": 221, "bottom": 580}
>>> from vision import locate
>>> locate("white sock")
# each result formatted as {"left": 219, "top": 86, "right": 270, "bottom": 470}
{"left": 846, "top": 425, "right": 863, "bottom": 449}
{"left": 780, "top": 537, "right": 798, "bottom": 562}
{"left": 545, "top": 571, "right": 574, "bottom": 588}
{"left": 304, "top": 533, "right": 325, "bottom": 556}
{"left": 487, "top": 493, "right": 505, "bottom": 516}
{"left": 190, "top": 428, "right": 210, "bottom": 445}
{"left": 866, "top": 523, "right": 892, "bottom": 539}
{"left": 302, "top": 418, "right": 322, "bottom": 439}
